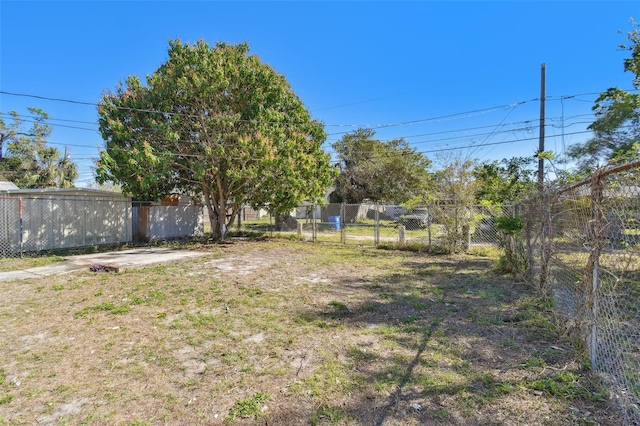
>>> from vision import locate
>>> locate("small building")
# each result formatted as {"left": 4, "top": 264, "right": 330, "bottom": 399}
{"left": 3, "top": 187, "right": 133, "bottom": 253}
{"left": 0, "top": 181, "right": 19, "bottom": 192}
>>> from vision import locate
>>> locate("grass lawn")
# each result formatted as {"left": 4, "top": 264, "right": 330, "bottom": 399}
{"left": 0, "top": 238, "right": 621, "bottom": 425}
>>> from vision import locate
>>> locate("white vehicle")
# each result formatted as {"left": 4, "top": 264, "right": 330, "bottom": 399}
{"left": 401, "top": 208, "right": 429, "bottom": 228}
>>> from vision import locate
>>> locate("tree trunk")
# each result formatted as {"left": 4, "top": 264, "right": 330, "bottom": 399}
{"left": 204, "top": 188, "right": 228, "bottom": 241}
{"left": 274, "top": 212, "right": 283, "bottom": 232}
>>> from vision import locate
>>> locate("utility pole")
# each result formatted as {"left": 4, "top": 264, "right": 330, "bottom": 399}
{"left": 538, "top": 63, "right": 548, "bottom": 293}
{"left": 538, "top": 63, "right": 546, "bottom": 194}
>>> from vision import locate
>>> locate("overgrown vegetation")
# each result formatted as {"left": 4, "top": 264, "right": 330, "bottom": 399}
{"left": 494, "top": 215, "right": 526, "bottom": 275}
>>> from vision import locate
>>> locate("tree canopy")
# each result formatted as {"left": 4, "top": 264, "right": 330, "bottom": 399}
{"left": 473, "top": 156, "right": 537, "bottom": 204}
{"left": 330, "top": 128, "right": 432, "bottom": 204}
{"left": 0, "top": 108, "right": 78, "bottom": 188}
{"left": 97, "top": 40, "right": 335, "bottom": 240}
{"left": 567, "top": 20, "right": 640, "bottom": 171}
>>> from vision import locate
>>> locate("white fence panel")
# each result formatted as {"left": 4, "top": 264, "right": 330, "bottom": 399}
{"left": 18, "top": 197, "right": 132, "bottom": 253}
{"left": 148, "top": 204, "right": 203, "bottom": 240}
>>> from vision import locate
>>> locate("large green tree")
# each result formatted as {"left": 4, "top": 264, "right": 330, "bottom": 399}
{"left": 0, "top": 108, "right": 78, "bottom": 188}
{"left": 568, "top": 20, "right": 640, "bottom": 170}
{"left": 330, "top": 128, "right": 432, "bottom": 203}
{"left": 473, "top": 156, "right": 537, "bottom": 204}
{"left": 97, "top": 40, "right": 335, "bottom": 240}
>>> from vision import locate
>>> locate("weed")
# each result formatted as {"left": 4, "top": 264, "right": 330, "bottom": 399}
{"left": 476, "top": 372, "right": 516, "bottom": 398}
{"left": 360, "top": 302, "right": 378, "bottom": 312}
{"left": 292, "top": 360, "right": 353, "bottom": 398}
{"left": 0, "top": 395, "right": 13, "bottom": 405}
{"left": 311, "top": 404, "right": 346, "bottom": 425}
{"left": 226, "top": 392, "right": 268, "bottom": 423}
{"left": 75, "top": 302, "right": 131, "bottom": 318}
{"left": 347, "top": 346, "right": 378, "bottom": 363}
{"left": 402, "top": 315, "right": 418, "bottom": 324}
{"left": 500, "top": 335, "right": 518, "bottom": 348}
{"left": 418, "top": 371, "right": 460, "bottom": 394}
{"left": 524, "top": 354, "right": 546, "bottom": 368}
{"left": 434, "top": 409, "right": 449, "bottom": 419}
{"left": 128, "top": 420, "right": 151, "bottom": 426}
{"left": 328, "top": 300, "right": 347, "bottom": 311}
{"left": 240, "top": 286, "right": 263, "bottom": 297}
{"left": 130, "top": 296, "right": 144, "bottom": 305}
{"left": 294, "top": 312, "right": 314, "bottom": 325}
{"left": 468, "top": 245, "right": 501, "bottom": 257}
{"left": 524, "top": 372, "right": 605, "bottom": 401}
{"left": 185, "top": 312, "right": 217, "bottom": 328}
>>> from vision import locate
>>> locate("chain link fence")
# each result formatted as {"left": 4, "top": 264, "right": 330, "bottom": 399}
{"left": 516, "top": 161, "right": 640, "bottom": 424}
{"left": 0, "top": 195, "right": 203, "bottom": 258}
{"left": 235, "top": 202, "right": 507, "bottom": 250}
{"left": 0, "top": 196, "right": 134, "bottom": 257}
{"left": 0, "top": 197, "right": 23, "bottom": 257}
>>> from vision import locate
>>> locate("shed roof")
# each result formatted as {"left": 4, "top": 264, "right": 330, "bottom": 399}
{"left": 6, "top": 187, "right": 131, "bottom": 199}
{"left": 0, "top": 181, "right": 20, "bottom": 191}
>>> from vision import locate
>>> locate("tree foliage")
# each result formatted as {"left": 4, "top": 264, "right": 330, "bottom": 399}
{"left": 330, "top": 128, "right": 432, "bottom": 203}
{"left": 432, "top": 153, "right": 477, "bottom": 253}
{"left": 0, "top": 108, "right": 78, "bottom": 188}
{"left": 97, "top": 40, "right": 335, "bottom": 240}
{"left": 473, "top": 156, "right": 537, "bottom": 204}
{"left": 568, "top": 20, "right": 640, "bottom": 170}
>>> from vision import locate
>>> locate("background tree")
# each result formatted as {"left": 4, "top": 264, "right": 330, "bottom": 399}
{"left": 0, "top": 108, "right": 78, "bottom": 188}
{"left": 473, "top": 156, "right": 537, "bottom": 205}
{"left": 432, "top": 153, "right": 478, "bottom": 253}
{"left": 330, "top": 128, "right": 432, "bottom": 203}
{"left": 473, "top": 156, "right": 535, "bottom": 274}
{"left": 97, "top": 40, "right": 335, "bottom": 240}
{"left": 567, "top": 20, "right": 640, "bottom": 171}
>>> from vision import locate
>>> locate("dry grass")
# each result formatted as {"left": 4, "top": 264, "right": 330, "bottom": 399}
{"left": 0, "top": 239, "right": 623, "bottom": 425}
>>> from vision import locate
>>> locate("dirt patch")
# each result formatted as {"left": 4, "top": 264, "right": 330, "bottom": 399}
{"left": 0, "top": 240, "right": 622, "bottom": 425}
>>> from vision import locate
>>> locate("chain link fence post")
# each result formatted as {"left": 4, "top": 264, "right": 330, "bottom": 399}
{"left": 374, "top": 202, "right": 380, "bottom": 246}
{"left": 312, "top": 203, "right": 317, "bottom": 242}
{"left": 19, "top": 197, "right": 24, "bottom": 258}
{"left": 340, "top": 203, "right": 346, "bottom": 244}
{"left": 588, "top": 172, "right": 605, "bottom": 370}
{"left": 427, "top": 204, "right": 432, "bottom": 250}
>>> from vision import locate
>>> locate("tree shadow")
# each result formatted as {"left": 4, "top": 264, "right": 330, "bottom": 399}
{"left": 276, "top": 251, "right": 614, "bottom": 425}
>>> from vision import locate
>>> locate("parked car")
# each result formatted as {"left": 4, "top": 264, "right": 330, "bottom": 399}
{"left": 400, "top": 208, "right": 429, "bottom": 229}
{"left": 384, "top": 205, "right": 408, "bottom": 220}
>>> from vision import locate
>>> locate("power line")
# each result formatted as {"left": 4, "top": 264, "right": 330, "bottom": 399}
{"left": 0, "top": 91, "right": 98, "bottom": 106}
{"left": 328, "top": 129, "right": 597, "bottom": 161}
{"left": 0, "top": 88, "right": 624, "bottom": 163}
{"left": 2, "top": 89, "right": 540, "bottom": 131}
{"left": 0, "top": 111, "right": 98, "bottom": 126}
{"left": 0, "top": 88, "right": 620, "bottom": 141}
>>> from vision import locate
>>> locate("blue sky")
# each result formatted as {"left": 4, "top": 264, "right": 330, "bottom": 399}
{"left": 1, "top": 1, "right": 639, "bottom": 187}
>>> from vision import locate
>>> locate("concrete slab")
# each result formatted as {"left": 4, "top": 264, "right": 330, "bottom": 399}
{"left": 0, "top": 248, "right": 212, "bottom": 281}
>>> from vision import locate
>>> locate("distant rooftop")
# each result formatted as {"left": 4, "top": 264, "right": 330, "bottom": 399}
{"left": 0, "top": 181, "right": 19, "bottom": 191}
